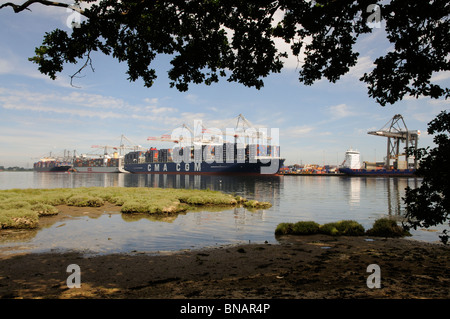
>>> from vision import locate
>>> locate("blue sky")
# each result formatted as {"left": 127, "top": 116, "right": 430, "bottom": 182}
{"left": 0, "top": 2, "right": 449, "bottom": 168}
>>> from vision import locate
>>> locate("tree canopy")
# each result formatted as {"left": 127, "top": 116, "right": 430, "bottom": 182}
{"left": 1, "top": 0, "right": 448, "bottom": 106}
{"left": 403, "top": 110, "right": 450, "bottom": 244}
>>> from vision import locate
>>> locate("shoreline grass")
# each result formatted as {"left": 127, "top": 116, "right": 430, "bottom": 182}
{"left": 275, "top": 218, "right": 412, "bottom": 238}
{"left": 0, "top": 187, "right": 272, "bottom": 230}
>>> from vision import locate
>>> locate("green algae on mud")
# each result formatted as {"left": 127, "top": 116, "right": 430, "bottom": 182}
{"left": 0, "top": 187, "right": 272, "bottom": 230}
{"left": 275, "top": 218, "right": 411, "bottom": 238}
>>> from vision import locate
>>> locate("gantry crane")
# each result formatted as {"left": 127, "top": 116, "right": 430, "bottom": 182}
{"left": 147, "top": 114, "right": 272, "bottom": 146}
{"left": 203, "top": 114, "right": 272, "bottom": 145}
{"left": 91, "top": 134, "right": 146, "bottom": 155}
{"left": 147, "top": 123, "right": 216, "bottom": 146}
{"left": 367, "top": 114, "right": 420, "bottom": 169}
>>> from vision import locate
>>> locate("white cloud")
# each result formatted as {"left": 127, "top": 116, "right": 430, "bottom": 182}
{"left": 428, "top": 99, "right": 450, "bottom": 107}
{"left": 0, "top": 49, "right": 74, "bottom": 88}
{"left": 412, "top": 113, "right": 434, "bottom": 123}
{"left": 431, "top": 71, "right": 450, "bottom": 82}
{"left": 62, "top": 92, "right": 127, "bottom": 109}
{"left": 270, "top": 8, "right": 312, "bottom": 70}
{"left": 206, "top": 106, "right": 219, "bottom": 112}
{"left": 282, "top": 125, "right": 314, "bottom": 137}
{"left": 0, "top": 87, "right": 253, "bottom": 133}
{"left": 346, "top": 56, "right": 374, "bottom": 79}
{"left": 0, "top": 87, "right": 176, "bottom": 121}
{"left": 0, "top": 57, "right": 14, "bottom": 74}
{"left": 185, "top": 94, "right": 199, "bottom": 104}
{"left": 326, "top": 103, "right": 355, "bottom": 118}
{"left": 3, "top": 102, "right": 125, "bottom": 119}
{"left": 403, "top": 94, "right": 428, "bottom": 101}
{"left": 143, "top": 105, "right": 178, "bottom": 115}
{"left": 144, "top": 97, "right": 159, "bottom": 105}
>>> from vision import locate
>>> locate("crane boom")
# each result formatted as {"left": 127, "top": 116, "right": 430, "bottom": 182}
{"left": 91, "top": 135, "right": 146, "bottom": 154}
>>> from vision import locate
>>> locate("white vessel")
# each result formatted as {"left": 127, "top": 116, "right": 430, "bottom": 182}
{"left": 342, "top": 148, "right": 362, "bottom": 169}
{"left": 339, "top": 147, "right": 416, "bottom": 176}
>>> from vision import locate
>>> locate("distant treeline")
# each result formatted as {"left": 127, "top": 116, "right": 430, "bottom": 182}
{"left": 0, "top": 166, "right": 33, "bottom": 171}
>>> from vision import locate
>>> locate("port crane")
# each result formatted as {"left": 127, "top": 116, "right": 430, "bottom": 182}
{"left": 147, "top": 123, "right": 216, "bottom": 146}
{"left": 91, "top": 135, "right": 146, "bottom": 155}
{"left": 147, "top": 114, "right": 272, "bottom": 146}
{"left": 367, "top": 114, "right": 420, "bottom": 169}
{"left": 32, "top": 150, "right": 75, "bottom": 162}
{"left": 202, "top": 114, "right": 272, "bottom": 145}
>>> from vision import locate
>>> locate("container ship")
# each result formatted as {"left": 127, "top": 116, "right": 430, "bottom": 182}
{"left": 124, "top": 143, "right": 284, "bottom": 175}
{"left": 123, "top": 115, "right": 284, "bottom": 175}
{"left": 71, "top": 135, "right": 144, "bottom": 173}
{"left": 33, "top": 156, "right": 72, "bottom": 172}
{"left": 338, "top": 148, "right": 416, "bottom": 177}
{"left": 72, "top": 154, "right": 127, "bottom": 173}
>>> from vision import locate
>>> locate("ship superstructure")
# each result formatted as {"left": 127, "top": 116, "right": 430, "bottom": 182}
{"left": 341, "top": 148, "right": 362, "bottom": 169}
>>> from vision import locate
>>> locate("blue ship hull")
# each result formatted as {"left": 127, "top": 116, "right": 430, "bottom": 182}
{"left": 339, "top": 167, "right": 416, "bottom": 177}
{"left": 124, "top": 159, "right": 285, "bottom": 175}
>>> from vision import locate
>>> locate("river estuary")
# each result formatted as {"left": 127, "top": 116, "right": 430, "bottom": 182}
{"left": 0, "top": 171, "right": 443, "bottom": 255}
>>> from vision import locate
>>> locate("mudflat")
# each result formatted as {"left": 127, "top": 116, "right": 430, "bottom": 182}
{"left": 0, "top": 234, "right": 448, "bottom": 299}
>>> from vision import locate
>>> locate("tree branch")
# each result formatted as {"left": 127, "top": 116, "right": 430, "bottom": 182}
{"left": 0, "top": 0, "right": 86, "bottom": 16}
{"left": 69, "top": 50, "right": 94, "bottom": 88}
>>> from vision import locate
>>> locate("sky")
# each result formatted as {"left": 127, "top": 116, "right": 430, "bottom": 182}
{"left": 0, "top": 2, "right": 449, "bottom": 168}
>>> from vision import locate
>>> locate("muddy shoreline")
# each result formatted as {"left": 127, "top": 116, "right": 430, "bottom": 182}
{"left": 1, "top": 233, "right": 448, "bottom": 299}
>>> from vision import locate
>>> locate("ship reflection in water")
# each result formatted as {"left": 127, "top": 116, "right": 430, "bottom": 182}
{"left": 342, "top": 176, "right": 420, "bottom": 216}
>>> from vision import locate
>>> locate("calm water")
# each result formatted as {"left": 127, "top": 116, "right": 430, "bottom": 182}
{"left": 0, "top": 171, "right": 443, "bottom": 255}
